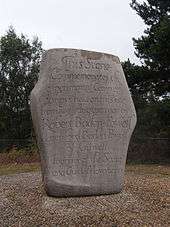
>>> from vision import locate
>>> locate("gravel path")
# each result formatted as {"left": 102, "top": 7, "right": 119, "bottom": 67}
{"left": 0, "top": 168, "right": 169, "bottom": 227}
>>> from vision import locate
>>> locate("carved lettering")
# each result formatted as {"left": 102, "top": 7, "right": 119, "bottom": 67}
{"left": 31, "top": 49, "right": 137, "bottom": 196}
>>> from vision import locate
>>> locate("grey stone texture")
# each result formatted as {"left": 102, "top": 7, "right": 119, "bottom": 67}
{"left": 30, "top": 48, "right": 137, "bottom": 197}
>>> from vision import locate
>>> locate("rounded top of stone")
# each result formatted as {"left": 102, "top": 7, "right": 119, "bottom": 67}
{"left": 45, "top": 48, "right": 120, "bottom": 64}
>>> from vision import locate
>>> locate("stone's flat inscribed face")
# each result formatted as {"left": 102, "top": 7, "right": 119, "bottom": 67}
{"left": 30, "top": 48, "right": 137, "bottom": 197}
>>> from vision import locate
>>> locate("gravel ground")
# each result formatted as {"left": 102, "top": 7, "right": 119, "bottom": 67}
{"left": 0, "top": 166, "right": 169, "bottom": 227}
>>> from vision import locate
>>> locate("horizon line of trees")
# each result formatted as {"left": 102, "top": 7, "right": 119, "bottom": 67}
{"left": 0, "top": 0, "right": 169, "bottom": 152}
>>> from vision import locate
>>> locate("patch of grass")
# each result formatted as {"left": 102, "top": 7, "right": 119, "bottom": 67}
{"left": 126, "top": 163, "right": 170, "bottom": 176}
{"left": 0, "top": 163, "right": 40, "bottom": 176}
{"left": 0, "top": 160, "right": 169, "bottom": 177}
{"left": 0, "top": 146, "right": 40, "bottom": 165}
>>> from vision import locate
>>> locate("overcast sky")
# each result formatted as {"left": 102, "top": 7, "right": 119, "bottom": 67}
{"left": 0, "top": 0, "right": 146, "bottom": 64}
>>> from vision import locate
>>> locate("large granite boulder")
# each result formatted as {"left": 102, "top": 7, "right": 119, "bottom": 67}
{"left": 31, "top": 48, "right": 136, "bottom": 197}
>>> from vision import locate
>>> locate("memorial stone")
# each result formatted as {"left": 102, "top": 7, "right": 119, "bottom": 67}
{"left": 30, "top": 48, "right": 137, "bottom": 197}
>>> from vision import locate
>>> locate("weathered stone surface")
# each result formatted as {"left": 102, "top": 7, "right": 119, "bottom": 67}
{"left": 30, "top": 48, "right": 136, "bottom": 197}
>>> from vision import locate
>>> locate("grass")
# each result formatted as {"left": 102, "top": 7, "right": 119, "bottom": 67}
{"left": 126, "top": 163, "right": 170, "bottom": 176}
{"left": 0, "top": 162, "right": 169, "bottom": 177}
{"left": 1, "top": 146, "right": 169, "bottom": 176}
{"left": 0, "top": 163, "right": 40, "bottom": 176}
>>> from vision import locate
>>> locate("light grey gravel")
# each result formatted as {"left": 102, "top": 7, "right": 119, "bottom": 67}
{"left": 0, "top": 169, "right": 169, "bottom": 227}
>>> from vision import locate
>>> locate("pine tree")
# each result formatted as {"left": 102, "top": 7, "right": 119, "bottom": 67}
{"left": 130, "top": 0, "right": 170, "bottom": 98}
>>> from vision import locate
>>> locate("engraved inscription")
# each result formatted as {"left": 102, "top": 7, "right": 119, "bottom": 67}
{"left": 38, "top": 55, "right": 133, "bottom": 176}
{"left": 51, "top": 167, "right": 123, "bottom": 177}
{"left": 31, "top": 49, "right": 136, "bottom": 186}
{"left": 61, "top": 56, "right": 111, "bottom": 71}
